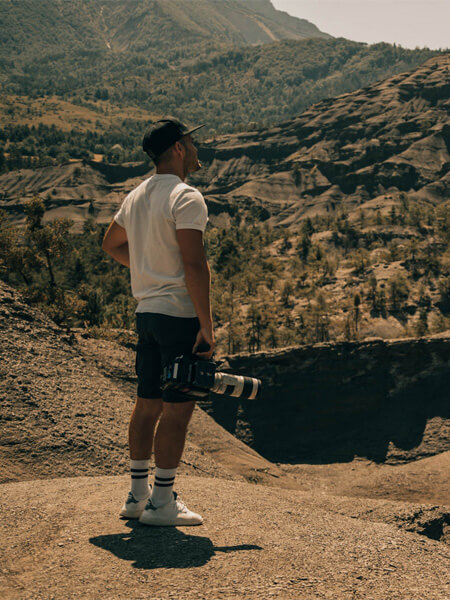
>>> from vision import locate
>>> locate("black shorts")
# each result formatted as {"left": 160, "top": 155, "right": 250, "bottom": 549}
{"left": 135, "top": 312, "right": 200, "bottom": 403}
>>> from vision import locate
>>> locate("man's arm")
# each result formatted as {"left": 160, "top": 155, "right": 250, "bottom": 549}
{"left": 101, "top": 220, "right": 130, "bottom": 267}
{"left": 176, "top": 228, "right": 215, "bottom": 359}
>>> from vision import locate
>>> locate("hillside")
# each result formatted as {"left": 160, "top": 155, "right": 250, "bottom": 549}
{"left": 0, "top": 42, "right": 438, "bottom": 170}
{"left": 1, "top": 56, "right": 448, "bottom": 349}
{"left": 0, "top": 0, "right": 439, "bottom": 171}
{"left": 0, "top": 0, "right": 329, "bottom": 106}
{"left": 0, "top": 0, "right": 329, "bottom": 66}
{"left": 2, "top": 55, "right": 448, "bottom": 223}
{"left": 191, "top": 53, "right": 450, "bottom": 222}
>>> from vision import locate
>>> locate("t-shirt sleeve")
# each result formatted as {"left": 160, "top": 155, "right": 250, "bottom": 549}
{"left": 114, "top": 192, "right": 132, "bottom": 228}
{"left": 173, "top": 189, "right": 208, "bottom": 232}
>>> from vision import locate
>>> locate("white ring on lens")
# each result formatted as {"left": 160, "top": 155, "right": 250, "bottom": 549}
{"left": 230, "top": 375, "right": 245, "bottom": 397}
{"left": 248, "top": 379, "right": 259, "bottom": 400}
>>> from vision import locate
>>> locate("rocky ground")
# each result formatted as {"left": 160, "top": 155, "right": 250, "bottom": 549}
{"left": 1, "top": 475, "right": 449, "bottom": 600}
{"left": 1, "top": 280, "right": 449, "bottom": 598}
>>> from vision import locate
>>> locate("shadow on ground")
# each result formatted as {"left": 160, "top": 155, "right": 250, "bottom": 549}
{"left": 90, "top": 521, "right": 262, "bottom": 569}
{"left": 202, "top": 356, "right": 450, "bottom": 464}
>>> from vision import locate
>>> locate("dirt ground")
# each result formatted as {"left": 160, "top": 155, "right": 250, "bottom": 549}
{"left": 279, "top": 450, "right": 450, "bottom": 505}
{"left": 0, "top": 475, "right": 449, "bottom": 600}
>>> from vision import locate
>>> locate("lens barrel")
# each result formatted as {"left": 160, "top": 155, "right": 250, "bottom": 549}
{"left": 211, "top": 372, "right": 260, "bottom": 400}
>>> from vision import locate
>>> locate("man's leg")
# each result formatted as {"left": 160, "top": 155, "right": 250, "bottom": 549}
{"left": 140, "top": 397, "right": 203, "bottom": 525}
{"left": 150, "top": 399, "right": 196, "bottom": 506}
{"left": 129, "top": 396, "right": 163, "bottom": 460}
{"left": 140, "top": 314, "right": 203, "bottom": 521}
{"left": 153, "top": 400, "right": 195, "bottom": 467}
{"left": 127, "top": 396, "right": 162, "bottom": 501}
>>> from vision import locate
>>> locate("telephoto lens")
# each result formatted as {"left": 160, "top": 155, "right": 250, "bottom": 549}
{"left": 211, "top": 372, "right": 261, "bottom": 400}
{"left": 194, "top": 342, "right": 261, "bottom": 400}
{"left": 161, "top": 343, "right": 262, "bottom": 400}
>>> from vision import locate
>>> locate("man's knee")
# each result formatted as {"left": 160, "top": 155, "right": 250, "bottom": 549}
{"left": 136, "top": 396, "right": 163, "bottom": 419}
{"left": 162, "top": 399, "right": 195, "bottom": 424}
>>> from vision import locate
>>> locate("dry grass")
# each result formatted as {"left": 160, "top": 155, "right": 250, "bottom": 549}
{"left": 0, "top": 94, "right": 153, "bottom": 131}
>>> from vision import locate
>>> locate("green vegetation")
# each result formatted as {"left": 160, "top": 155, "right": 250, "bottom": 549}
{"left": 0, "top": 119, "right": 149, "bottom": 171}
{"left": 0, "top": 0, "right": 439, "bottom": 173}
{"left": 1, "top": 196, "right": 448, "bottom": 353}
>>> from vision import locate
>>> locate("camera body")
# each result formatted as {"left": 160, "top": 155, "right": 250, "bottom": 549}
{"left": 162, "top": 355, "right": 217, "bottom": 398}
{"left": 161, "top": 354, "right": 261, "bottom": 400}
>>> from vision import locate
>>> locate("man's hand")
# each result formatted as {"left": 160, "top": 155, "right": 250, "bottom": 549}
{"left": 192, "top": 326, "right": 215, "bottom": 360}
{"left": 102, "top": 220, "right": 130, "bottom": 267}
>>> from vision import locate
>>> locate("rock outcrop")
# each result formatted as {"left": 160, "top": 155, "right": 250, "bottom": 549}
{"left": 199, "top": 335, "right": 450, "bottom": 464}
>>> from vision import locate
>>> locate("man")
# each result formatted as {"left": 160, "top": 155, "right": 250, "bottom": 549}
{"left": 102, "top": 117, "right": 214, "bottom": 526}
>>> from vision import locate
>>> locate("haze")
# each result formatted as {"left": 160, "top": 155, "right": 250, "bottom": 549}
{"left": 272, "top": 0, "right": 450, "bottom": 50}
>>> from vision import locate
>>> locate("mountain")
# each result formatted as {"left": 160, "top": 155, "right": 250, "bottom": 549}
{"left": 0, "top": 0, "right": 329, "bottom": 69}
{"left": 0, "top": 0, "right": 439, "bottom": 174}
{"left": 1, "top": 56, "right": 449, "bottom": 350}
{"left": 0, "top": 0, "right": 437, "bottom": 138}
{"left": 2, "top": 54, "right": 447, "bottom": 227}
{"left": 190, "top": 53, "right": 450, "bottom": 225}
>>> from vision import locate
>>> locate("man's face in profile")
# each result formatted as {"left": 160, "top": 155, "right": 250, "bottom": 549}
{"left": 182, "top": 134, "right": 201, "bottom": 173}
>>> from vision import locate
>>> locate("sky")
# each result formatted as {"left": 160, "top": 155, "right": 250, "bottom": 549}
{"left": 271, "top": 0, "right": 450, "bottom": 50}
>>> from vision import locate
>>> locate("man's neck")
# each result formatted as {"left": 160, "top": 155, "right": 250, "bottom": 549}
{"left": 156, "top": 165, "right": 186, "bottom": 181}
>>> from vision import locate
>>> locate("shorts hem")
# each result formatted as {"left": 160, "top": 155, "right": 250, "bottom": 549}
{"left": 162, "top": 389, "right": 196, "bottom": 403}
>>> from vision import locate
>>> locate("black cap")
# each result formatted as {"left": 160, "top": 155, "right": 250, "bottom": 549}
{"left": 142, "top": 117, "right": 205, "bottom": 161}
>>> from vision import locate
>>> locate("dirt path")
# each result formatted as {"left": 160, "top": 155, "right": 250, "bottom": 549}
{"left": 1, "top": 475, "right": 449, "bottom": 600}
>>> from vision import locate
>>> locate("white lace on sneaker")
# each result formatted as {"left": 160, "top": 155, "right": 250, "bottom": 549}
{"left": 174, "top": 492, "right": 189, "bottom": 513}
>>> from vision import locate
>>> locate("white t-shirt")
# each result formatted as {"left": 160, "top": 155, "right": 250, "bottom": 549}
{"left": 114, "top": 173, "right": 208, "bottom": 317}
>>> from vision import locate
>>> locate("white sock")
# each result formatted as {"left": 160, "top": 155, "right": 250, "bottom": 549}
{"left": 130, "top": 459, "right": 150, "bottom": 500}
{"left": 151, "top": 467, "right": 177, "bottom": 507}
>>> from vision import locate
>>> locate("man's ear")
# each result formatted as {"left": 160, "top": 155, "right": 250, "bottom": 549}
{"left": 174, "top": 140, "right": 186, "bottom": 159}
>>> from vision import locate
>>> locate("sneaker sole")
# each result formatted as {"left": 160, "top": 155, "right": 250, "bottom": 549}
{"left": 119, "top": 510, "right": 144, "bottom": 519}
{"left": 138, "top": 516, "right": 203, "bottom": 526}
{"left": 119, "top": 501, "right": 149, "bottom": 519}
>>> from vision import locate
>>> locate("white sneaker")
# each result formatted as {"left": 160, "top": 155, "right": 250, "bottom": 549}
{"left": 138, "top": 491, "right": 203, "bottom": 526}
{"left": 119, "top": 489, "right": 151, "bottom": 519}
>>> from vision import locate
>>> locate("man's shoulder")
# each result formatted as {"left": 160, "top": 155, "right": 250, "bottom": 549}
{"left": 171, "top": 181, "right": 204, "bottom": 202}
{"left": 125, "top": 178, "right": 150, "bottom": 200}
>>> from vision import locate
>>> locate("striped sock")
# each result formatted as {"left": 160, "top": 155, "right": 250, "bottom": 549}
{"left": 130, "top": 459, "right": 150, "bottom": 500}
{"left": 151, "top": 467, "right": 177, "bottom": 507}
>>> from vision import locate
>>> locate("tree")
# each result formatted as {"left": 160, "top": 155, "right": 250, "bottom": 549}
{"left": 247, "top": 304, "right": 263, "bottom": 352}
{"left": 387, "top": 274, "right": 409, "bottom": 312}
{"left": 414, "top": 307, "right": 428, "bottom": 337}
{"left": 281, "top": 280, "right": 294, "bottom": 308}
{"left": 353, "top": 293, "right": 361, "bottom": 334}
{"left": 298, "top": 232, "right": 311, "bottom": 260}
{"left": 24, "top": 196, "right": 72, "bottom": 297}
{"left": 0, "top": 210, "right": 37, "bottom": 285}
{"left": 366, "top": 275, "right": 377, "bottom": 311}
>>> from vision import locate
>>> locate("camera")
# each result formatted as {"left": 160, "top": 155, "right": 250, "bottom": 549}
{"left": 161, "top": 354, "right": 261, "bottom": 400}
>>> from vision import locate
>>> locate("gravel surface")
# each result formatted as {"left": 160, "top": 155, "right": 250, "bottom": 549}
{"left": 0, "top": 475, "right": 449, "bottom": 600}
